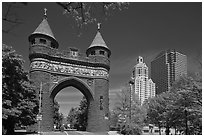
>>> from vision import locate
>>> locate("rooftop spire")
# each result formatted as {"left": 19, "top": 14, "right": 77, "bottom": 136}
{"left": 97, "top": 23, "right": 101, "bottom": 31}
{"left": 44, "top": 8, "right": 47, "bottom": 19}
{"left": 87, "top": 23, "right": 109, "bottom": 49}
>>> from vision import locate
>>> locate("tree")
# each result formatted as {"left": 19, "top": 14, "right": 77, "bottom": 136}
{"left": 145, "top": 75, "right": 202, "bottom": 135}
{"left": 3, "top": 2, "right": 129, "bottom": 33}
{"left": 75, "top": 96, "right": 88, "bottom": 131}
{"left": 2, "top": 2, "right": 27, "bottom": 33}
{"left": 67, "top": 107, "right": 79, "bottom": 129}
{"left": 66, "top": 96, "right": 88, "bottom": 131}
{"left": 112, "top": 84, "right": 145, "bottom": 134}
{"left": 57, "top": 2, "right": 129, "bottom": 27}
{"left": 53, "top": 100, "right": 63, "bottom": 129}
{"left": 109, "top": 110, "right": 119, "bottom": 130}
{"left": 2, "top": 44, "right": 38, "bottom": 134}
{"left": 170, "top": 75, "right": 202, "bottom": 135}
{"left": 145, "top": 95, "right": 165, "bottom": 135}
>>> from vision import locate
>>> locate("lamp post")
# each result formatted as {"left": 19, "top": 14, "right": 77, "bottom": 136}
{"left": 185, "top": 107, "right": 188, "bottom": 135}
{"left": 128, "top": 80, "right": 134, "bottom": 123}
{"left": 37, "top": 81, "right": 58, "bottom": 134}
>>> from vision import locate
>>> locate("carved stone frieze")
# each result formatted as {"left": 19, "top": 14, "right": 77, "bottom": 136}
{"left": 51, "top": 74, "right": 59, "bottom": 83}
{"left": 30, "top": 61, "right": 109, "bottom": 78}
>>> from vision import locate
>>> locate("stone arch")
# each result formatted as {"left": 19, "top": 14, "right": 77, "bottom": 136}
{"left": 50, "top": 77, "right": 94, "bottom": 102}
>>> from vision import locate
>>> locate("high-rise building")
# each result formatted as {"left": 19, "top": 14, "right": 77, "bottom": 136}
{"left": 151, "top": 49, "right": 187, "bottom": 94}
{"left": 131, "top": 56, "right": 155, "bottom": 105}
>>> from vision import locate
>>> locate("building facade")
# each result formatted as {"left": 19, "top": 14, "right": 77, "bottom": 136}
{"left": 151, "top": 49, "right": 187, "bottom": 94}
{"left": 131, "top": 56, "right": 155, "bottom": 105}
{"left": 28, "top": 9, "right": 111, "bottom": 132}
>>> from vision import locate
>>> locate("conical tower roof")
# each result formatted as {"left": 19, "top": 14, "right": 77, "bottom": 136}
{"left": 29, "top": 8, "right": 59, "bottom": 48}
{"left": 88, "top": 31, "right": 109, "bottom": 49}
{"left": 88, "top": 23, "right": 109, "bottom": 50}
{"left": 31, "top": 18, "right": 56, "bottom": 40}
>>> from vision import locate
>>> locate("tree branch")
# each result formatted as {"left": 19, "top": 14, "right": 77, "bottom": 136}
{"left": 56, "top": 2, "right": 72, "bottom": 12}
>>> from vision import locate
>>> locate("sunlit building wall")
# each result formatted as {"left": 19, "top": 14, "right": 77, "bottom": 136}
{"left": 131, "top": 56, "right": 155, "bottom": 105}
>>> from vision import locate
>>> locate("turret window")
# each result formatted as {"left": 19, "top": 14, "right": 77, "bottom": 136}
{"left": 40, "top": 39, "right": 46, "bottom": 44}
{"left": 71, "top": 51, "right": 78, "bottom": 57}
{"left": 91, "top": 51, "right": 95, "bottom": 55}
{"left": 51, "top": 42, "right": 55, "bottom": 48}
{"left": 31, "top": 39, "right": 35, "bottom": 44}
{"left": 99, "top": 50, "right": 105, "bottom": 55}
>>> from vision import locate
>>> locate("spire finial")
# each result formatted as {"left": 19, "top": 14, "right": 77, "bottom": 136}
{"left": 44, "top": 8, "right": 47, "bottom": 18}
{"left": 97, "top": 23, "right": 101, "bottom": 30}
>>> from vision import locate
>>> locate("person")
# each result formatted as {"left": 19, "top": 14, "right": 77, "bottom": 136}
{"left": 60, "top": 125, "right": 64, "bottom": 132}
{"left": 120, "top": 125, "right": 126, "bottom": 135}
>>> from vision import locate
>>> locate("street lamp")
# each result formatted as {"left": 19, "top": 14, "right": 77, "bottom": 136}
{"left": 37, "top": 81, "right": 58, "bottom": 134}
{"left": 185, "top": 107, "right": 188, "bottom": 135}
{"left": 128, "top": 80, "right": 134, "bottom": 123}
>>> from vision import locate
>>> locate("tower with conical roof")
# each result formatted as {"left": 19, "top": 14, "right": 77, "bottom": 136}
{"left": 28, "top": 8, "right": 58, "bottom": 49}
{"left": 28, "top": 9, "right": 59, "bottom": 132}
{"left": 86, "top": 23, "right": 111, "bottom": 60}
{"left": 86, "top": 23, "right": 111, "bottom": 132}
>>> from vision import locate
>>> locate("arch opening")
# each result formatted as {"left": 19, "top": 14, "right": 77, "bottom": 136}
{"left": 50, "top": 77, "right": 94, "bottom": 103}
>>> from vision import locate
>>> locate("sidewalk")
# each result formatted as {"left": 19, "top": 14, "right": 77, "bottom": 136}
{"left": 108, "top": 131, "right": 120, "bottom": 135}
{"left": 75, "top": 131, "right": 120, "bottom": 135}
{"left": 40, "top": 131, "right": 67, "bottom": 135}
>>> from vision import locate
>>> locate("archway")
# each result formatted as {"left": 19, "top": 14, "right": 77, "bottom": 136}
{"left": 50, "top": 77, "right": 93, "bottom": 131}
{"left": 50, "top": 77, "right": 94, "bottom": 102}
{"left": 28, "top": 12, "right": 111, "bottom": 133}
{"left": 55, "top": 87, "right": 84, "bottom": 129}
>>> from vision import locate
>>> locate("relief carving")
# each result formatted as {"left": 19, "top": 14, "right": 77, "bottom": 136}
{"left": 30, "top": 61, "right": 108, "bottom": 78}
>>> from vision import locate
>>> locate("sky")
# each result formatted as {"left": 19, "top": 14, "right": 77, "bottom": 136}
{"left": 2, "top": 2, "right": 202, "bottom": 116}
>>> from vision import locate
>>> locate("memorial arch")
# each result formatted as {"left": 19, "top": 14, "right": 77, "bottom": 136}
{"left": 28, "top": 10, "right": 111, "bottom": 132}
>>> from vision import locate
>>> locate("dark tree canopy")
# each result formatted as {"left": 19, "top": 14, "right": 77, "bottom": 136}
{"left": 2, "top": 44, "right": 38, "bottom": 134}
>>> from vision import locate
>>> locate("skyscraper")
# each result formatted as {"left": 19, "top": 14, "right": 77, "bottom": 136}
{"left": 131, "top": 56, "right": 155, "bottom": 105}
{"left": 151, "top": 49, "right": 187, "bottom": 94}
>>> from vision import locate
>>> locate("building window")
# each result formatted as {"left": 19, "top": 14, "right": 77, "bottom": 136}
{"left": 91, "top": 51, "right": 95, "bottom": 55}
{"left": 40, "top": 39, "right": 46, "bottom": 44}
{"left": 99, "top": 50, "right": 105, "bottom": 55}
{"left": 100, "top": 96, "right": 103, "bottom": 110}
{"left": 139, "top": 69, "right": 141, "bottom": 74}
{"left": 31, "top": 39, "right": 35, "bottom": 44}
{"left": 51, "top": 42, "right": 55, "bottom": 48}
{"left": 71, "top": 51, "right": 78, "bottom": 57}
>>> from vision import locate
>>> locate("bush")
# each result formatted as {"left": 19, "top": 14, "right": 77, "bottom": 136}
{"left": 119, "top": 123, "right": 142, "bottom": 135}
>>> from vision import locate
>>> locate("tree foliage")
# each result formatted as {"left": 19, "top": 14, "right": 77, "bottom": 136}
{"left": 67, "top": 107, "right": 79, "bottom": 129}
{"left": 53, "top": 100, "right": 64, "bottom": 129}
{"left": 3, "top": 2, "right": 129, "bottom": 33}
{"left": 145, "top": 75, "right": 202, "bottom": 135}
{"left": 57, "top": 2, "right": 129, "bottom": 27}
{"left": 2, "top": 44, "right": 38, "bottom": 134}
{"left": 66, "top": 96, "right": 88, "bottom": 131}
{"left": 112, "top": 84, "right": 145, "bottom": 134}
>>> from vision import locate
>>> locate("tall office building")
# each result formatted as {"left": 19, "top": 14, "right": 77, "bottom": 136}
{"left": 151, "top": 49, "right": 187, "bottom": 94}
{"left": 131, "top": 56, "right": 155, "bottom": 105}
